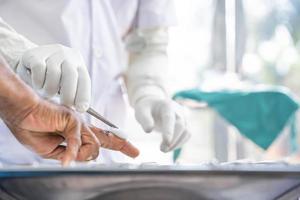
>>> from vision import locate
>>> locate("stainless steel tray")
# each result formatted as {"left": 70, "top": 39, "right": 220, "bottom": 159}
{"left": 0, "top": 162, "right": 299, "bottom": 200}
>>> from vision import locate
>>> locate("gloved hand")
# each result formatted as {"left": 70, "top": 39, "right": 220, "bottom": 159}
{"left": 126, "top": 28, "right": 191, "bottom": 152}
{"left": 16, "top": 44, "right": 91, "bottom": 112}
{"left": 0, "top": 55, "right": 95, "bottom": 165}
{"left": 134, "top": 96, "right": 191, "bottom": 152}
{"left": 0, "top": 56, "right": 139, "bottom": 165}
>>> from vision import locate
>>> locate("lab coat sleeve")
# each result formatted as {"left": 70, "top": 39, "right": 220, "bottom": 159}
{"left": 126, "top": 28, "right": 169, "bottom": 106}
{"left": 136, "top": 0, "right": 177, "bottom": 29}
{"left": 0, "top": 17, "right": 36, "bottom": 70}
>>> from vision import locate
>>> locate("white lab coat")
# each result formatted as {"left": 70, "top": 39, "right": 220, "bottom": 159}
{"left": 0, "top": 0, "right": 176, "bottom": 164}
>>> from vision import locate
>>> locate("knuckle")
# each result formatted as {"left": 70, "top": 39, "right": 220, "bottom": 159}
{"left": 65, "top": 113, "right": 81, "bottom": 133}
{"left": 69, "top": 111, "right": 81, "bottom": 124}
{"left": 72, "top": 136, "right": 82, "bottom": 147}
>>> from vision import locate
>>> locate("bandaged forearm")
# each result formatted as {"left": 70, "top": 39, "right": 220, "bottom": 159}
{"left": 0, "top": 17, "right": 36, "bottom": 70}
{"left": 126, "top": 28, "right": 169, "bottom": 106}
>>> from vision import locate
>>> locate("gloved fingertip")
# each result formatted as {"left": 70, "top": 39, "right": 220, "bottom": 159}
{"left": 143, "top": 125, "right": 154, "bottom": 133}
{"left": 135, "top": 107, "right": 155, "bottom": 133}
{"left": 75, "top": 102, "right": 89, "bottom": 113}
{"left": 160, "top": 142, "right": 170, "bottom": 153}
{"left": 139, "top": 116, "right": 154, "bottom": 133}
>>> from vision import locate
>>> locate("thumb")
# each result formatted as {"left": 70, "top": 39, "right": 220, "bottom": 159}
{"left": 135, "top": 104, "right": 155, "bottom": 133}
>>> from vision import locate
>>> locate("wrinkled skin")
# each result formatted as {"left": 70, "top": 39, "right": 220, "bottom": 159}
{"left": 6, "top": 100, "right": 101, "bottom": 165}
{"left": 0, "top": 55, "right": 139, "bottom": 166}
{"left": 90, "top": 127, "right": 139, "bottom": 158}
{"left": 8, "top": 101, "right": 139, "bottom": 165}
{"left": 6, "top": 102, "right": 139, "bottom": 163}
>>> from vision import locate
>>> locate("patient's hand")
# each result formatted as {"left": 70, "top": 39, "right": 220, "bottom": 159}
{"left": 90, "top": 126, "right": 140, "bottom": 158}
{"left": 6, "top": 99, "right": 140, "bottom": 164}
{"left": 6, "top": 100, "right": 101, "bottom": 165}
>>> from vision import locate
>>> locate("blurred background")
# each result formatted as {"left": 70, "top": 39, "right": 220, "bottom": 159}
{"left": 127, "top": 0, "right": 300, "bottom": 164}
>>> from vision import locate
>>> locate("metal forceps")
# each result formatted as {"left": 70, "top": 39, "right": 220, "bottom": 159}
{"left": 86, "top": 107, "right": 119, "bottom": 129}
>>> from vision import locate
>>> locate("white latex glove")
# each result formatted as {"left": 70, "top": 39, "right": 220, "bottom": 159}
{"left": 134, "top": 96, "right": 191, "bottom": 152}
{"left": 16, "top": 44, "right": 91, "bottom": 112}
{"left": 126, "top": 28, "right": 191, "bottom": 152}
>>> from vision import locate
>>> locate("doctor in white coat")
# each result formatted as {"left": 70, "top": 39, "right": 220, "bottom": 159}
{"left": 0, "top": 0, "right": 190, "bottom": 164}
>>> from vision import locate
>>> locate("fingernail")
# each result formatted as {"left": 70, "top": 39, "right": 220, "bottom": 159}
{"left": 76, "top": 103, "right": 89, "bottom": 112}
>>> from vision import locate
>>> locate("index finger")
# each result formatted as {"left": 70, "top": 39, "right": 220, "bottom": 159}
{"left": 90, "top": 126, "right": 139, "bottom": 158}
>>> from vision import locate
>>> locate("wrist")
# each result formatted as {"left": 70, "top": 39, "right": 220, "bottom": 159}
{"left": 0, "top": 58, "right": 40, "bottom": 125}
